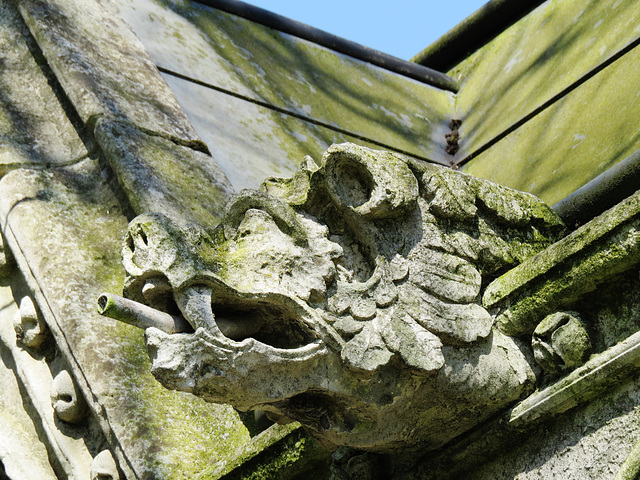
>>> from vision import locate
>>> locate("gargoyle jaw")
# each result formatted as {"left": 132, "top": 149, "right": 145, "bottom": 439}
{"left": 143, "top": 324, "right": 331, "bottom": 411}
{"left": 101, "top": 274, "right": 332, "bottom": 357}
{"left": 116, "top": 259, "right": 326, "bottom": 349}
{"left": 98, "top": 278, "right": 337, "bottom": 409}
{"left": 172, "top": 282, "right": 324, "bottom": 351}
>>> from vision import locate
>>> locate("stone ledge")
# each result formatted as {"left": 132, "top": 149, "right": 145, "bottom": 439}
{"left": 405, "top": 328, "right": 640, "bottom": 479}
{"left": 0, "top": 159, "right": 250, "bottom": 479}
{"left": 0, "top": 274, "right": 95, "bottom": 479}
{"left": 206, "top": 423, "right": 330, "bottom": 480}
{"left": 95, "top": 118, "right": 234, "bottom": 226}
{"left": 510, "top": 328, "right": 640, "bottom": 426}
{"left": 484, "top": 188, "right": 640, "bottom": 336}
{"left": 0, "top": 0, "right": 89, "bottom": 173}
{"left": 15, "top": 0, "right": 205, "bottom": 151}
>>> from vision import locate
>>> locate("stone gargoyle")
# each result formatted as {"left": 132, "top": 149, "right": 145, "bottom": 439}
{"left": 99, "top": 143, "right": 566, "bottom": 456}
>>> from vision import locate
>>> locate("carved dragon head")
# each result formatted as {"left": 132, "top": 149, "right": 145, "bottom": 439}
{"left": 116, "top": 143, "right": 565, "bottom": 455}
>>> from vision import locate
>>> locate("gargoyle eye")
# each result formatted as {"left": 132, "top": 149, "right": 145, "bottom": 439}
{"left": 326, "top": 156, "right": 374, "bottom": 210}
{"left": 223, "top": 190, "right": 307, "bottom": 246}
{"left": 122, "top": 213, "right": 182, "bottom": 278}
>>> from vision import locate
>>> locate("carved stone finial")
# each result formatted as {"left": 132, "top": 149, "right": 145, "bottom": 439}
{"left": 13, "top": 296, "right": 48, "bottom": 349}
{"left": 50, "top": 370, "right": 88, "bottom": 424}
{"left": 104, "top": 143, "right": 566, "bottom": 455}
{"left": 532, "top": 311, "right": 591, "bottom": 373}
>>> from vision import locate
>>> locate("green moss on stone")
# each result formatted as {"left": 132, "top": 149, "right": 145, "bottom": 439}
{"left": 200, "top": 424, "right": 331, "bottom": 480}
{"left": 451, "top": 0, "right": 640, "bottom": 161}
{"left": 459, "top": 2, "right": 640, "bottom": 205}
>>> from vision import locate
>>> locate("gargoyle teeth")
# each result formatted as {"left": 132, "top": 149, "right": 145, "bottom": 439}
{"left": 175, "top": 285, "right": 218, "bottom": 332}
{"left": 101, "top": 280, "right": 320, "bottom": 349}
{"left": 141, "top": 276, "right": 172, "bottom": 304}
{"left": 175, "top": 285, "right": 265, "bottom": 342}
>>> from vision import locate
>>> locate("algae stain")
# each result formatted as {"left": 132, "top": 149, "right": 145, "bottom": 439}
{"left": 572, "top": 133, "right": 587, "bottom": 149}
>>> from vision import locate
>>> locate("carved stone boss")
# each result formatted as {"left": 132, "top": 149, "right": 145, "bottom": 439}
{"left": 99, "top": 143, "right": 567, "bottom": 455}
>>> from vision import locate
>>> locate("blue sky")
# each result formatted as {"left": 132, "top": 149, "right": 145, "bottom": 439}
{"left": 243, "top": 1, "right": 489, "bottom": 60}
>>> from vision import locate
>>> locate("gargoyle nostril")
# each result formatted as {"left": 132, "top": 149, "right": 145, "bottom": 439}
{"left": 126, "top": 232, "right": 135, "bottom": 253}
{"left": 139, "top": 227, "right": 148, "bottom": 246}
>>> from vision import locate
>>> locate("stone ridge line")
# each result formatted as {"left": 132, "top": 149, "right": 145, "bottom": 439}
{"left": 483, "top": 189, "right": 640, "bottom": 307}
{"left": 509, "top": 329, "right": 640, "bottom": 426}
{"left": 456, "top": 35, "right": 640, "bottom": 167}
{"left": 157, "top": 66, "right": 446, "bottom": 166}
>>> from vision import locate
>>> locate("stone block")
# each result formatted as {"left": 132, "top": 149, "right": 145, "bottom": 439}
{"left": 163, "top": 74, "right": 437, "bottom": 190}
{"left": 485, "top": 188, "right": 640, "bottom": 336}
{"left": 0, "top": 0, "right": 88, "bottom": 172}
{"left": 17, "top": 0, "right": 204, "bottom": 149}
{"left": 95, "top": 118, "right": 234, "bottom": 226}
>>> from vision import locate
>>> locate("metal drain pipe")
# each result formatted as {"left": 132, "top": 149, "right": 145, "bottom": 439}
{"left": 194, "top": 0, "right": 459, "bottom": 92}
{"left": 553, "top": 149, "right": 640, "bottom": 227}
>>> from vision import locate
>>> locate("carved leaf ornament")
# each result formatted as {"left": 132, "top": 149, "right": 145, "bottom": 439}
{"left": 261, "top": 143, "right": 563, "bottom": 374}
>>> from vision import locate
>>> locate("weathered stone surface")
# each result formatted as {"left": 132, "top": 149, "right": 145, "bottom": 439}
{"left": 531, "top": 311, "right": 591, "bottom": 373}
{"left": 0, "top": 159, "right": 252, "bottom": 479}
{"left": 162, "top": 72, "right": 440, "bottom": 190}
{"left": 0, "top": 0, "right": 89, "bottom": 172}
{"left": 204, "top": 423, "right": 330, "bottom": 480}
{"left": 408, "top": 262, "right": 640, "bottom": 480}
{"left": 451, "top": 0, "right": 640, "bottom": 160}
{"left": 90, "top": 450, "right": 120, "bottom": 480}
{"left": 111, "top": 143, "right": 565, "bottom": 455}
{"left": 17, "top": 0, "right": 204, "bottom": 149}
{"left": 485, "top": 188, "right": 640, "bottom": 336}
{"left": 13, "top": 295, "right": 48, "bottom": 349}
{"left": 511, "top": 328, "right": 640, "bottom": 427}
{"left": 419, "top": 374, "right": 640, "bottom": 480}
{"left": 95, "top": 118, "right": 234, "bottom": 226}
{"left": 0, "top": 233, "right": 15, "bottom": 277}
{"left": 50, "top": 369, "right": 89, "bottom": 424}
{"left": 462, "top": 35, "right": 640, "bottom": 205}
{"left": 0, "top": 272, "right": 94, "bottom": 480}
{"left": 113, "top": 0, "right": 453, "bottom": 164}
{"left": 0, "top": 290, "right": 58, "bottom": 480}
